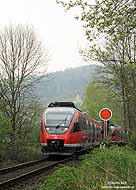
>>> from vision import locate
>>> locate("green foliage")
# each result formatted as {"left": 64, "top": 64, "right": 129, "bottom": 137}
{"left": 0, "top": 111, "right": 11, "bottom": 161}
{"left": 82, "top": 81, "right": 122, "bottom": 124}
{"left": 0, "top": 100, "right": 43, "bottom": 162}
{"left": 37, "top": 166, "right": 78, "bottom": 190}
{"left": 16, "top": 145, "right": 41, "bottom": 162}
{"left": 13, "top": 101, "right": 43, "bottom": 161}
{"left": 82, "top": 146, "right": 136, "bottom": 182}
{"left": 129, "top": 130, "right": 136, "bottom": 150}
{"left": 35, "top": 147, "right": 136, "bottom": 190}
{"left": 0, "top": 112, "right": 10, "bottom": 143}
{"left": 58, "top": 0, "right": 136, "bottom": 42}
{"left": 58, "top": 0, "right": 136, "bottom": 133}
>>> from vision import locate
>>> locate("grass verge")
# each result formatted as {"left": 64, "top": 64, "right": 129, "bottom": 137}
{"left": 34, "top": 146, "right": 136, "bottom": 190}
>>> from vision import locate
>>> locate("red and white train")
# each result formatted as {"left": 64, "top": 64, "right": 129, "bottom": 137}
{"left": 41, "top": 102, "right": 128, "bottom": 158}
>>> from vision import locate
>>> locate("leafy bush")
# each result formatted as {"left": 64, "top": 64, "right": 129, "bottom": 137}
{"left": 16, "top": 145, "right": 42, "bottom": 162}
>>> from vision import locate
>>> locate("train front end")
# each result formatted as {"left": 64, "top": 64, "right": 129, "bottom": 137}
{"left": 41, "top": 102, "right": 78, "bottom": 157}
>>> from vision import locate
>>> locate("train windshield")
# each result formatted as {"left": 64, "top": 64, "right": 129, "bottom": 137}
{"left": 45, "top": 112, "right": 73, "bottom": 134}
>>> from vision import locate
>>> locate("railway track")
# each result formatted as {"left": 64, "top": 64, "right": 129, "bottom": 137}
{"left": 0, "top": 157, "right": 73, "bottom": 189}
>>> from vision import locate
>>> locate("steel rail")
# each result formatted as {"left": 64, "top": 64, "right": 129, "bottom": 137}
{"left": 0, "top": 157, "right": 73, "bottom": 188}
{"left": 0, "top": 159, "right": 44, "bottom": 175}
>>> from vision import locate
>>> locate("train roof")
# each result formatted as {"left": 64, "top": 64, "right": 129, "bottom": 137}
{"left": 48, "top": 102, "right": 81, "bottom": 112}
{"left": 44, "top": 102, "right": 82, "bottom": 115}
{"left": 45, "top": 107, "right": 76, "bottom": 114}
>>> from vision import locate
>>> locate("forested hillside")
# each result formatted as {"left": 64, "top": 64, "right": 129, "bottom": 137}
{"left": 36, "top": 65, "right": 98, "bottom": 104}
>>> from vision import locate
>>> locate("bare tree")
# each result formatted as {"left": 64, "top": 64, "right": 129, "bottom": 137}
{"left": 0, "top": 24, "right": 48, "bottom": 159}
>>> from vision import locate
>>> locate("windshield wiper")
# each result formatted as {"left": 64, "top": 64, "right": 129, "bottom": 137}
{"left": 56, "top": 116, "right": 68, "bottom": 129}
{"left": 56, "top": 121, "right": 64, "bottom": 129}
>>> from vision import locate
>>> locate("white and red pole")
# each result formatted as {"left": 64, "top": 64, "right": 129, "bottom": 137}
{"left": 99, "top": 108, "right": 112, "bottom": 140}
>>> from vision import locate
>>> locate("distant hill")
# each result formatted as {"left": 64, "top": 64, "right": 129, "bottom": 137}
{"left": 35, "top": 64, "right": 99, "bottom": 104}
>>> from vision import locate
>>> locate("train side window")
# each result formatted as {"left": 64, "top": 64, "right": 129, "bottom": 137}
{"left": 88, "top": 122, "right": 92, "bottom": 137}
{"left": 78, "top": 117, "right": 84, "bottom": 131}
{"left": 92, "top": 123, "right": 95, "bottom": 136}
{"left": 90, "top": 121, "right": 94, "bottom": 131}
{"left": 97, "top": 128, "right": 100, "bottom": 138}
{"left": 81, "top": 117, "right": 87, "bottom": 131}
{"left": 108, "top": 128, "right": 112, "bottom": 136}
{"left": 87, "top": 120, "right": 91, "bottom": 131}
{"left": 112, "top": 130, "right": 118, "bottom": 136}
{"left": 86, "top": 120, "right": 89, "bottom": 131}
{"left": 94, "top": 124, "right": 97, "bottom": 137}
{"left": 73, "top": 121, "right": 81, "bottom": 132}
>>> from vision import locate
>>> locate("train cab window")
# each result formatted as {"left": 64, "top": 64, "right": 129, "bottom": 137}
{"left": 45, "top": 112, "right": 73, "bottom": 134}
{"left": 46, "top": 112, "right": 73, "bottom": 126}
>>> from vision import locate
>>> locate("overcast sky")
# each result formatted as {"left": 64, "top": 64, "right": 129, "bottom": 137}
{"left": 0, "top": 0, "right": 89, "bottom": 73}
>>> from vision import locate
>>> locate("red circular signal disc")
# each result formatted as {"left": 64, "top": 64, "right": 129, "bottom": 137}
{"left": 99, "top": 108, "right": 112, "bottom": 121}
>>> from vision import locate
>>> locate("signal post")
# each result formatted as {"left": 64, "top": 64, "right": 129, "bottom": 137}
{"left": 99, "top": 108, "right": 112, "bottom": 141}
